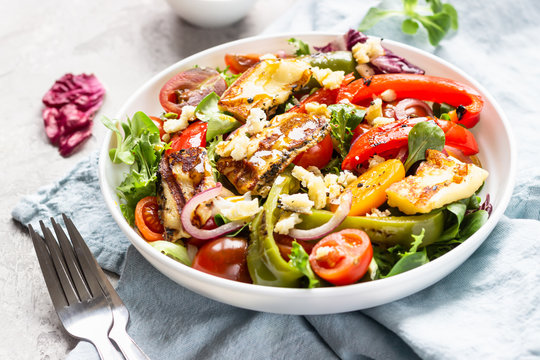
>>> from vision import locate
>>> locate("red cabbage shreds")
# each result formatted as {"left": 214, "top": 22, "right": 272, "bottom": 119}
{"left": 313, "top": 29, "right": 369, "bottom": 53}
{"left": 370, "top": 49, "right": 425, "bottom": 75}
{"left": 345, "top": 29, "right": 368, "bottom": 50}
{"left": 42, "top": 73, "right": 105, "bottom": 156}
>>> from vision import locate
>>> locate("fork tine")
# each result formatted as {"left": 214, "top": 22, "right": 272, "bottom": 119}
{"left": 39, "top": 221, "right": 80, "bottom": 305}
{"left": 51, "top": 218, "right": 92, "bottom": 302}
{"left": 29, "top": 225, "right": 68, "bottom": 310}
{"left": 61, "top": 215, "right": 104, "bottom": 298}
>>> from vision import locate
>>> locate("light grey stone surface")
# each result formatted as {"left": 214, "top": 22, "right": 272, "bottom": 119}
{"left": 0, "top": 1, "right": 294, "bottom": 358}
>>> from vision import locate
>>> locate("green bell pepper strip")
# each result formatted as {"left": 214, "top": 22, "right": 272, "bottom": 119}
{"left": 299, "top": 210, "right": 445, "bottom": 247}
{"left": 303, "top": 51, "right": 357, "bottom": 74}
{"left": 246, "top": 175, "right": 304, "bottom": 287}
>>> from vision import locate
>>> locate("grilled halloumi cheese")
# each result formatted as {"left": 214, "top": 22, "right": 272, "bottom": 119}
{"left": 157, "top": 147, "right": 216, "bottom": 242}
{"left": 216, "top": 111, "right": 329, "bottom": 197}
{"left": 218, "top": 58, "right": 312, "bottom": 122}
{"left": 386, "top": 150, "right": 489, "bottom": 215}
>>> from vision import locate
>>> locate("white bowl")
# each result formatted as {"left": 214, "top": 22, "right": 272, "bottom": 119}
{"left": 164, "top": 0, "right": 256, "bottom": 28}
{"left": 99, "top": 32, "right": 515, "bottom": 315}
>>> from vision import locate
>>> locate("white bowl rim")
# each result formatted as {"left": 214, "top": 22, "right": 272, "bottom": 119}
{"left": 98, "top": 31, "right": 516, "bottom": 308}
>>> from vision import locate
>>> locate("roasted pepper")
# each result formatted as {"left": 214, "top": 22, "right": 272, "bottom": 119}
{"left": 342, "top": 117, "right": 479, "bottom": 172}
{"left": 246, "top": 174, "right": 304, "bottom": 287}
{"left": 337, "top": 74, "right": 484, "bottom": 128}
{"left": 299, "top": 210, "right": 445, "bottom": 247}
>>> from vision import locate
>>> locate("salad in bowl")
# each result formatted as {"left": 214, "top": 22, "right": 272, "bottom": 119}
{"left": 100, "top": 30, "right": 508, "bottom": 311}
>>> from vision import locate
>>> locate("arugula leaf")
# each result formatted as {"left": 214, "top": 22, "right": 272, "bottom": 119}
{"left": 359, "top": 0, "right": 459, "bottom": 46}
{"left": 385, "top": 229, "right": 429, "bottom": 277}
{"left": 403, "top": 120, "right": 445, "bottom": 171}
{"left": 216, "top": 66, "right": 241, "bottom": 87}
{"left": 288, "top": 38, "right": 311, "bottom": 56}
{"left": 288, "top": 241, "right": 320, "bottom": 288}
{"left": 195, "top": 92, "right": 242, "bottom": 141}
{"left": 102, "top": 111, "right": 165, "bottom": 225}
{"left": 327, "top": 104, "right": 366, "bottom": 161}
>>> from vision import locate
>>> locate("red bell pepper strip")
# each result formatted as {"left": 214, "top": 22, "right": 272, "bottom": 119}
{"left": 289, "top": 73, "right": 356, "bottom": 113}
{"left": 165, "top": 121, "right": 207, "bottom": 155}
{"left": 341, "top": 117, "right": 479, "bottom": 172}
{"left": 337, "top": 74, "right": 484, "bottom": 128}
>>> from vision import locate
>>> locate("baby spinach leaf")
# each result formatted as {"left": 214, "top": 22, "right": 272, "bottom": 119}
{"left": 459, "top": 210, "right": 488, "bottom": 240}
{"left": 439, "top": 201, "right": 467, "bottom": 242}
{"left": 289, "top": 241, "right": 320, "bottom": 288}
{"left": 403, "top": 120, "right": 445, "bottom": 171}
{"left": 385, "top": 229, "right": 429, "bottom": 277}
{"left": 195, "top": 92, "right": 242, "bottom": 141}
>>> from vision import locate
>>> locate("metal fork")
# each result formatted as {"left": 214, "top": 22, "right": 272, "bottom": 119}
{"left": 61, "top": 215, "right": 149, "bottom": 360}
{"left": 29, "top": 219, "right": 122, "bottom": 359}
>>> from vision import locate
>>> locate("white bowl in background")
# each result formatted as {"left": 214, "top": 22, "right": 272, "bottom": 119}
{"left": 164, "top": 0, "right": 256, "bottom": 28}
{"left": 99, "top": 32, "right": 515, "bottom": 315}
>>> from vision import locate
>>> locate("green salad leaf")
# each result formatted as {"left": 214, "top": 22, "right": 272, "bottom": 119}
{"left": 288, "top": 241, "right": 320, "bottom": 288}
{"left": 385, "top": 229, "right": 429, "bottom": 277}
{"left": 102, "top": 112, "right": 165, "bottom": 225}
{"left": 195, "top": 92, "right": 242, "bottom": 141}
{"left": 359, "top": 0, "right": 459, "bottom": 46}
{"left": 216, "top": 66, "right": 241, "bottom": 87}
{"left": 288, "top": 38, "right": 311, "bottom": 56}
{"left": 327, "top": 104, "right": 366, "bottom": 158}
{"left": 403, "top": 120, "right": 445, "bottom": 171}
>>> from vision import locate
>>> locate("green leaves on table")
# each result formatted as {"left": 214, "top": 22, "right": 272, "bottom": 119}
{"left": 359, "top": 0, "right": 459, "bottom": 46}
{"left": 195, "top": 92, "right": 242, "bottom": 141}
{"left": 102, "top": 111, "right": 165, "bottom": 225}
{"left": 403, "top": 120, "right": 445, "bottom": 171}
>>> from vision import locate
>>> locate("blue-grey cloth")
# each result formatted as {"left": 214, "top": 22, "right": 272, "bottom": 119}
{"left": 12, "top": 0, "right": 540, "bottom": 359}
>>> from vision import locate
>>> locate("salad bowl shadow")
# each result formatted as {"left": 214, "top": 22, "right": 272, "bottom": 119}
{"left": 98, "top": 32, "right": 515, "bottom": 315}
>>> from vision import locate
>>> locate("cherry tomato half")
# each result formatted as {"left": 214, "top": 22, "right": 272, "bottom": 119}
{"left": 159, "top": 67, "right": 227, "bottom": 115}
{"left": 309, "top": 229, "right": 372, "bottom": 286}
{"left": 224, "top": 54, "right": 261, "bottom": 74}
{"left": 135, "top": 196, "right": 164, "bottom": 242}
{"left": 192, "top": 237, "right": 252, "bottom": 283}
{"left": 293, "top": 134, "right": 333, "bottom": 169}
{"left": 165, "top": 121, "right": 208, "bottom": 155}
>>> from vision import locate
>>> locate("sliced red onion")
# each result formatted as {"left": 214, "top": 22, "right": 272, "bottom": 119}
{"left": 289, "top": 191, "right": 352, "bottom": 241}
{"left": 394, "top": 98, "right": 434, "bottom": 121}
{"left": 180, "top": 183, "right": 244, "bottom": 240}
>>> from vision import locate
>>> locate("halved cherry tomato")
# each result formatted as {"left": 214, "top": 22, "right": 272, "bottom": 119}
{"left": 342, "top": 117, "right": 479, "bottom": 172}
{"left": 293, "top": 134, "right": 333, "bottom": 169}
{"left": 165, "top": 121, "right": 208, "bottom": 155}
{"left": 149, "top": 116, "right": 166, "bottom": 141}
{"left": 135, "top": 196, "right": 164, "bottom": 242}
{"left": 192, "top": 237, "right": 252, "bottom": 283}
{"left": 159, "top": 68, "right": 227, "bottom": 115}
{"left": 274, "top": 234, "right": 315, "bottom": 262}
{"left": 338, "top": 74, "right": 484, "bottom": 128}
{"left": 224, "top": 54, "right": 261, "bottom": 74}
{"left": 309, "top": 229, "right": 373, "bottom": 286}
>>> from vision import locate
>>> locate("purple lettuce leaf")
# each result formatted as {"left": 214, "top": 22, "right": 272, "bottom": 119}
{"left": 370, "top": 48, "right": 425, "bottom": 75}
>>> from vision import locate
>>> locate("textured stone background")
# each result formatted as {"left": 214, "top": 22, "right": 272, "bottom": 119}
{"left": 0, "top": 1, "right": 293, "bottom": 358}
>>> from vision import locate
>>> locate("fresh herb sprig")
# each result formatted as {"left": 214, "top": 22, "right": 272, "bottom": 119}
{"left": 359, "top": 0, "right": 458, "bottom": 46}
{"left": 327, "top": 104, "right": 366, "bottom": 162}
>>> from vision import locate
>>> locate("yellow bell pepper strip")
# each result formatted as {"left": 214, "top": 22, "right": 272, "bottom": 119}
{"left": 299, "top": 210, "right": 445, "bottom": 247}
{"left": 246, "top": 174, "right": 304, "bottom": 287}
{"left": 337, "top": 73, "right": 484, "bottom": 128}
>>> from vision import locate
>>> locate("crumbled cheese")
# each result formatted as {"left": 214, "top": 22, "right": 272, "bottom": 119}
{"left": 352, "top": 38, "right": 385, "bottom": 64}
{"left": 304, "top": 102, "right": 331, "bottom": 118}
{"left": 311, "top": 66, "right": 345, "bottom": 90}
{"left": 216, "top": 132, "right": 251, "bottom": 160}
{"left": 291, "top": 165, "right": 327, "bottom": 209}
{"left": 213, "top": 193, "right": 262, "bottom": 221}
{"left": 275, "top": 212, "right": 302, "bottom": 235}
{"left": 372, "top": 116, "right": 395, "bottom": 127}
{"left": 366, "top": 208, "right": 391, "bottom": 217}
{"left": 162, "top": 133, "right": 170, "bottom": 142}
{"left": 365, "top": 98, "right": 383, "bottom": 125}
{"left": 327, "top": 184, "right": 342, "bottom": 202}
{"left": 380, "top": 89, "right": 397, "bottom": 103}
{"left": 307, "top": 166, "right": 323, "bottom": 178}
{"left": 278, "top": 193, "right": 314, "bottom": 214}
{"left": 368, "top": 155, "right": 386, "bottom": 169}
{"left": 259, "top": 53, "right": 277, "bottom": 60}
{"left": 245, "top": 108, "right": 267, "bottom": 135}
{"left": 323, "top": 173, "right": 339, "bottom": 187}
{"left": 337, "top": 170, "right": 357, "bottom": 187}
{"left": 355, "top": 63, "right": 376, "bottom": 78}
{"left": 164, "top": 118, "right": 189, "bottom": 134}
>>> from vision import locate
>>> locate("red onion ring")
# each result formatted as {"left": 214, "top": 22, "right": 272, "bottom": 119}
{"left": 394, "top": 98, "right": 433, "bottom": 121}
{"left": 180, "top": 183, "right": 244, "bottom": 240}
{"left": 289, "top": 191, "right": 352, "bottom": 241}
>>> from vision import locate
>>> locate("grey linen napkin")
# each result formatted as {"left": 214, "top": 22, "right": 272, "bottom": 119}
{"left": 13, "top": 0, "right": 540, "bottom": 358}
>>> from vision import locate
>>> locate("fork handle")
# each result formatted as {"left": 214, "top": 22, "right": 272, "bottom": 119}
{"left": 109, "top": 327, "right": 150, "bottom": 360}
{"left": 91, "top": 334, "right": 125, "bottom": 360}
